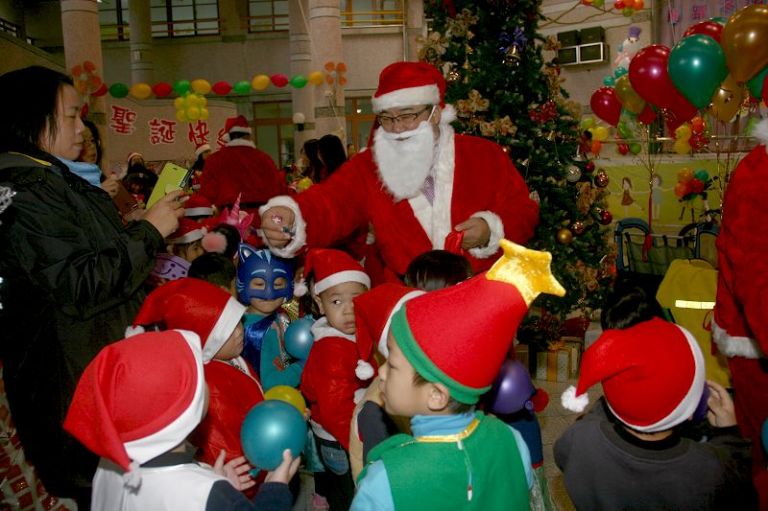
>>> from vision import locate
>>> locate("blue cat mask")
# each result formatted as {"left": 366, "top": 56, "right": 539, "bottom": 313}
{"left": 236, "top": 244, "right": 294, "bottom": 304}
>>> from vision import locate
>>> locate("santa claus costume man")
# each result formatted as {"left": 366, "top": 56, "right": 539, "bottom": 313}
{"left": 713, "top": 118, "right": 768, "bottom": 508}
{"left": 259, "top": 61, "right": 538, "bottom": 283}
{"left": 199, "top": 115, "right": 292, "bottom": 213}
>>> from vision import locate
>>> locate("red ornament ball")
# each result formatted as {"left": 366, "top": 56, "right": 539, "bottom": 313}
{"left": 584, "top": 161, "right": 596, "bottom": 173}
{"left": 572, "top": 220, "right": 586, "bottom": 235}
{"left": 595, "top": 170, "right": 610, "bottom": 188}
{"left": 598, "top": 209, "right": 613, "bottom": 225}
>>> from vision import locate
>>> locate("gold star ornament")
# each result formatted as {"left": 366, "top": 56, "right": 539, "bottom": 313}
{"left": 486, "top": 239, "right": 566, "bottom": 306}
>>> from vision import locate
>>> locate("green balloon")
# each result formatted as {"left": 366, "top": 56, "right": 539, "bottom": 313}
{"left": 173, "top": 80, "right": 191, "bottom": 96}
{"left": 668, "top": 34, "right": 728, "bottom": 109}
{"left": 630, "top": 143, "right": 642, "bottom": 155}
{"left": 233, "top": 80, "right": 252, "bottom": 95}
{"left": 614, "top": 66, "right": 628, "bottom": 78}
{"left": 289, "top": 75, "right": 308, "bottom": 89}
{"left": 618, "top": 121, "right": 633, "bottom": 139}
{"left": 694, "top": 169, "right": 710, "bottom": 182}
{"left": 709, "top": 16, "right": 727, "bottom": 25}
{"left": 748, "top": 66, "right": 768, "bottom": 100}
{"left": 603, "top": 76, "right": 616, "bottom": 87}
{"left": 109, "top": 83, "right": 129, "bottom": 98}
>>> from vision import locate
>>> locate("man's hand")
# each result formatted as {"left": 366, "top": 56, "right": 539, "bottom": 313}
{"left": 454, "top": 217, "right": 491, "bottom": 250}
{"left": 213, "top": 450, "right": 257, "bottom": 491}
{"left": 265, "top": 449, "right": 301, "bottom": 485}
{"left": 706, "top": 380, "right": 737, "bottom": 428}
{"left": 260, "top": 206, "right": 295, "bottom": 248}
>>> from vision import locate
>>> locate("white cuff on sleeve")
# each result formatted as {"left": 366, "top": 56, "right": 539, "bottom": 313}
{"left": 468, "top": 210, "right": 504, "bottom": 259}
{"left": 258, "top": 196, "right": 307, "bottom": 258}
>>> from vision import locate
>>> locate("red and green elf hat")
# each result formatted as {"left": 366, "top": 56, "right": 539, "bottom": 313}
{"left": 390, "top": 240, "right": 566, "bottom": 404}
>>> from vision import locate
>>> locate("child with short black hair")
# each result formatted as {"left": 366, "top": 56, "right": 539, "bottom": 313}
{"left": 64, "top": 329, "right": 298, "bottom": 510}
{"left": 189, "top": 252, "right": 237, "bottom": 294}
{"left": 351, "top": 240, "right": 566, "bottom": 510}
{"left": 556, "top": 318, "right": 755, "bottom": 510}
{"left": 299, "top": 248, "right": 374, "bottom": 510}
{"left": 403, "top": 249, "right": 472, "bottom": 290}
{"left": 600, "top": 283, "right": 661, "bottom": 330}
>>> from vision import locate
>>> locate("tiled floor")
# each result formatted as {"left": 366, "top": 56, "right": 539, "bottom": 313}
{"left": 293, "top": 377, "right": 603, "bottom": 510}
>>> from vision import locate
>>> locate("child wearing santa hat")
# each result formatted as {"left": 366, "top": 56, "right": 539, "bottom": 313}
{"left": 351, "top": 240, "right": 567, "bottom": 510}
{"left": 126, "top": 278, "right": 267, "bottom": 475}
{"left": 64, "top": 329, "right": 299, "bottom": 510}
{"left": 296, "top": 249, "right": 373, "bottom": 510}
{"left": 147, "top": 217, "right": 207, "bottom": 288}
{"left": 236, "top": 244, "right": 303, "bottom": 390}
{"left": 555, "top": 318, "right": 754, "bottom": 510}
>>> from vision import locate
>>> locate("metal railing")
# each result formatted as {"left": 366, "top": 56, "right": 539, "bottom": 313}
{"left": 100, "top": 18, "right": 220, "bottom": 41}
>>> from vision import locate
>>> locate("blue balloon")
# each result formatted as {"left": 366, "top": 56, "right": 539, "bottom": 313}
{"left": 614, "top": 66, "right": 628, "bottom": 78}
{"left": 284, "top": 316, "right": 315, "bottom": 360}
{"left": 241, "top": 400, "right": 307, "bottom": 471}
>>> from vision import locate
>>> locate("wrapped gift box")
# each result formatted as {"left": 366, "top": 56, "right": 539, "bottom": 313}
{"left": 561, "top": 336, "right": 583, "bottom": 379}
{"left": 535, "top": 346, "right": 572, "bottom": 382}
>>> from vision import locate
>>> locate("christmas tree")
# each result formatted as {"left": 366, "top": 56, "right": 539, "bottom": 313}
{"left": 421, "top": 0, "right": 613, "bottom": 346}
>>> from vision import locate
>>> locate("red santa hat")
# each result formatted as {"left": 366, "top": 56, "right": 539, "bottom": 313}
{"left": 126, "top": 278, "right": 245, "bottom": 362}
{"left": 561, "top": 318, "right": 706, "bottom": 433}
{"left": 296, "top": 248, "right": 371, "bottom": 297}
{"left": 390, "top": 240, "right": 565, "bottom": 404}
{"left": 194, "top": 143, "right": 211, "bottom": 159}
{"left": 167, "top": 217, "right": 206, "bottom": 244}
{"left": 371, "top": 61, "right": 446, "bottom": 113}
{"left": 183, "top": 194, "right": 215, "bottom": 218}
{"left": 224, "top": 115, "right": 252, "bottom": 135}
{"left": 63, "top": 330, "right": 206, "bottom": 488}
{"left": 126, "top": 152, "right": 143, "bottom": 165}
{"left": 354, "top": 283, "right": 425, "bottom": 359}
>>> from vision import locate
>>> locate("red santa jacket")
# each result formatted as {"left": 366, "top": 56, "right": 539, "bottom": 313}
{"left": 199, "top": 140, "right": 291, "bottom": 210}
{"left": 191, "top": 357, "right": 264, "bottom": 465}
{"left": 713, "top": 141, "right": 768, "bottom": 359}
{"left": 300, "top": 318, "right": 376, "bottom": 450}
{"left": 264, "top": 131, "right": 538, "bottom": 278}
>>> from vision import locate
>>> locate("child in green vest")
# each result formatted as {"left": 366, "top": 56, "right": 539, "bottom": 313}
{"left": 351, "top": 240, "right": 566, "bottom": 510}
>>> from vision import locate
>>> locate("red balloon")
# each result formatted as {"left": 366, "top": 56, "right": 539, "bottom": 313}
{"left": 628, "top": 45, "right": 697, "bottom": 125}
{"left": 92, "top": 83, "right": 108, "bottom": 97}
{"left": 590, "top": 87, "right": 622, "bottom": 126}
{"left": 638, "top": 104, "right": 656, "bottom": 124}
{"left": 212, "top": 81, "right": 232, "bottom": 95}
{"left": 152, "top": 82, "right": 173, "bottom": 98}
{"left": 618, "top": 143, "right": 630, "bottom": 155}
{"left": 683, "top": 21, "right": 723, "bottom": 43}
{"left": 270, "top": 74, "right": 289, "bottom": 88}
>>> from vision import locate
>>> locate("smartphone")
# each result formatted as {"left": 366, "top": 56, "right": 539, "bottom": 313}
{"left": 145, "top": 162, "right": 192, "bottom": 209}
{"left": 112, "top": 181, "right": 139, "bottom": 215}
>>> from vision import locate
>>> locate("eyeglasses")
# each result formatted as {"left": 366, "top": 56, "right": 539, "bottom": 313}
{"left": 376, "top": 107, "right": 432, "bottom": 129}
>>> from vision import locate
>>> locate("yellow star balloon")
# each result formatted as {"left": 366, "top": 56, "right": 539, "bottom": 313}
{"left": 486, "top": 239, "right": 566, "bottom": 306}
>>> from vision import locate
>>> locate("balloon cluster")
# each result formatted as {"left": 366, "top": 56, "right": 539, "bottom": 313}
{"left": 174, "top": 93, "right": 209, "bottom": 122}
{"left": 673, "top": 117, "right": 708, "bottom": 154}
{"left": 580, "top": 116, "right": 609, "bottom": 155}
{"left": 581, "top": 0, "right": 643, "bottom": 14}
{"left": 105, "top": 70, "right": 328, "bottom": 100}
{"left": 675, "top": 168, "right": 712, "bottom": 200}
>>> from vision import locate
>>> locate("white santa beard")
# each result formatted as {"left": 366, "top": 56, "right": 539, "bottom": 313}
{"left": 373, "top": 122, "right": 436, "bottom": 201}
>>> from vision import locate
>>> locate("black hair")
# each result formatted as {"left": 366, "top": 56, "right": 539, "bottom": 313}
{"left": 600, "top": 284, "right": 661, "bottom": 330}
{"left": 208, "top": 223, "right": 242, "bottom": 260}
{"left": 299, "top": 270, "right": 322, "bottom": 318}
{"left": 318, "top": 134, "right": 348, "bottom": 175}
{"left": 229, "top": 131, "right": 249, "bottom": 141}
{"left": 302, "top": 139, "right": 324, "bottom": 183}
{"left": 412, "top": 371, "right": 473, "bottom": 414}
{"left": 122, "top": 168, "right": 158, "bottom": 200}
{"left": 189, "top": 253, "right": 236, "bottom": 290}
{"left": 191, "top": 153, "right": 206, "bottom": 172}
{"left": 0, "top": 66, "right": 74, "bottom": 155}
{"left": 404, "top": 250, "right": 473, "bottom": 291}
{"left": 80, "top": 118, "right": 103, "bottom": 166}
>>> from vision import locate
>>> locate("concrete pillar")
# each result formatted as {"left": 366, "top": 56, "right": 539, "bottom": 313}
{"left": 129, "top": 0, "right": 154, "bottom": 85}
{"left": 405, "top": 0, "right": 425, "bottom": 61}
{"left": 308, "top": 0, "right": 346, "bottom": 138}
{"left": 290, "top": 0, "right": 315, "bottom": 151}
{"left": 219, "top": 0, "right": 248, "bottom": 39}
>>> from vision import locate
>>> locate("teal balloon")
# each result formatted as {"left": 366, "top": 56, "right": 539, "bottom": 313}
{"left": 289, "top": 75, "right": 309, "bottom": 89}
{"left": 668, "top": 34, "right": 728, "bottom": 109}
{"left": 109, "top": 83, "right": 129, "bottom": 98}
{"left": 233, "top": 80, "right": 252, "bottom": 95}
{"left": 748, "top": 66, "right": 768, "bottom": 100}
{"left": 614, "top": 66, "right": 628, "bottom": 78}
{"left": 630, "top": 143, "right": 642, "bottom": 155}
{"left": 709, "top": 16, "right": 727, "bottom": 25}
{"left": 284, "top": 316, "right": 315, "bottom": 359}
{"left": 241, "top": 400, "right": 306, "bottom": 471}
{"left": 173, "top": 80, "right": 191, "bottom": 96}
{"left": 603, "top": 76, "right": 616, "bottom": 86}
{"left": 694, "top": 169, "right": 710, "bottom": 182}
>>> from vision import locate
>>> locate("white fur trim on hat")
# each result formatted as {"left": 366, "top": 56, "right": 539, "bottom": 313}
{"left": 561, "top": 385, "right": 590, "bottom": 413}
{"left": 229, "top": 126, "right": 252, "bottom": 135}
{"left": 468, "top": 211, "right": 505, "bottom": 259}
{"left": 314, "top": 270, "right": 371, "bottom": 296}
{"left": 294, "top": 279, "right": 309, "bottom": 297}
{"left": 712, "top": 318, "right": 763, "bottom": 359}
{"left": 202, "top": 297, "right": 247, "bottom": 363}
{"left": 378, "top": 290, "right": 426, "bottom": 357}
{"left": 753, "top": 118, "right": 768, "bottom": 149}
{"left": 356, "top": 360, "right": 375, "bottom": 380}
{"left": 372, "top": 84, "right": 441, "bottom": 113}
{"left": 226, "top": 138, "right": 256, "bottom": 148}
{"left": 184, "top": 207, "right": 214, "bottom": 217}
{"left": 195, "top": 144, "right": 211, "bottom": 158}
{"left": 122, "top": 329, "right": 206, "bottom": 466}
{"left": 168, "top": 228, "right": 205, "bottom": 245}
{"left": 125, "top": 325, "right": 145, "bottom": 338}
{"left": 258, "top": 196, "right": 307, "bottom": 258}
